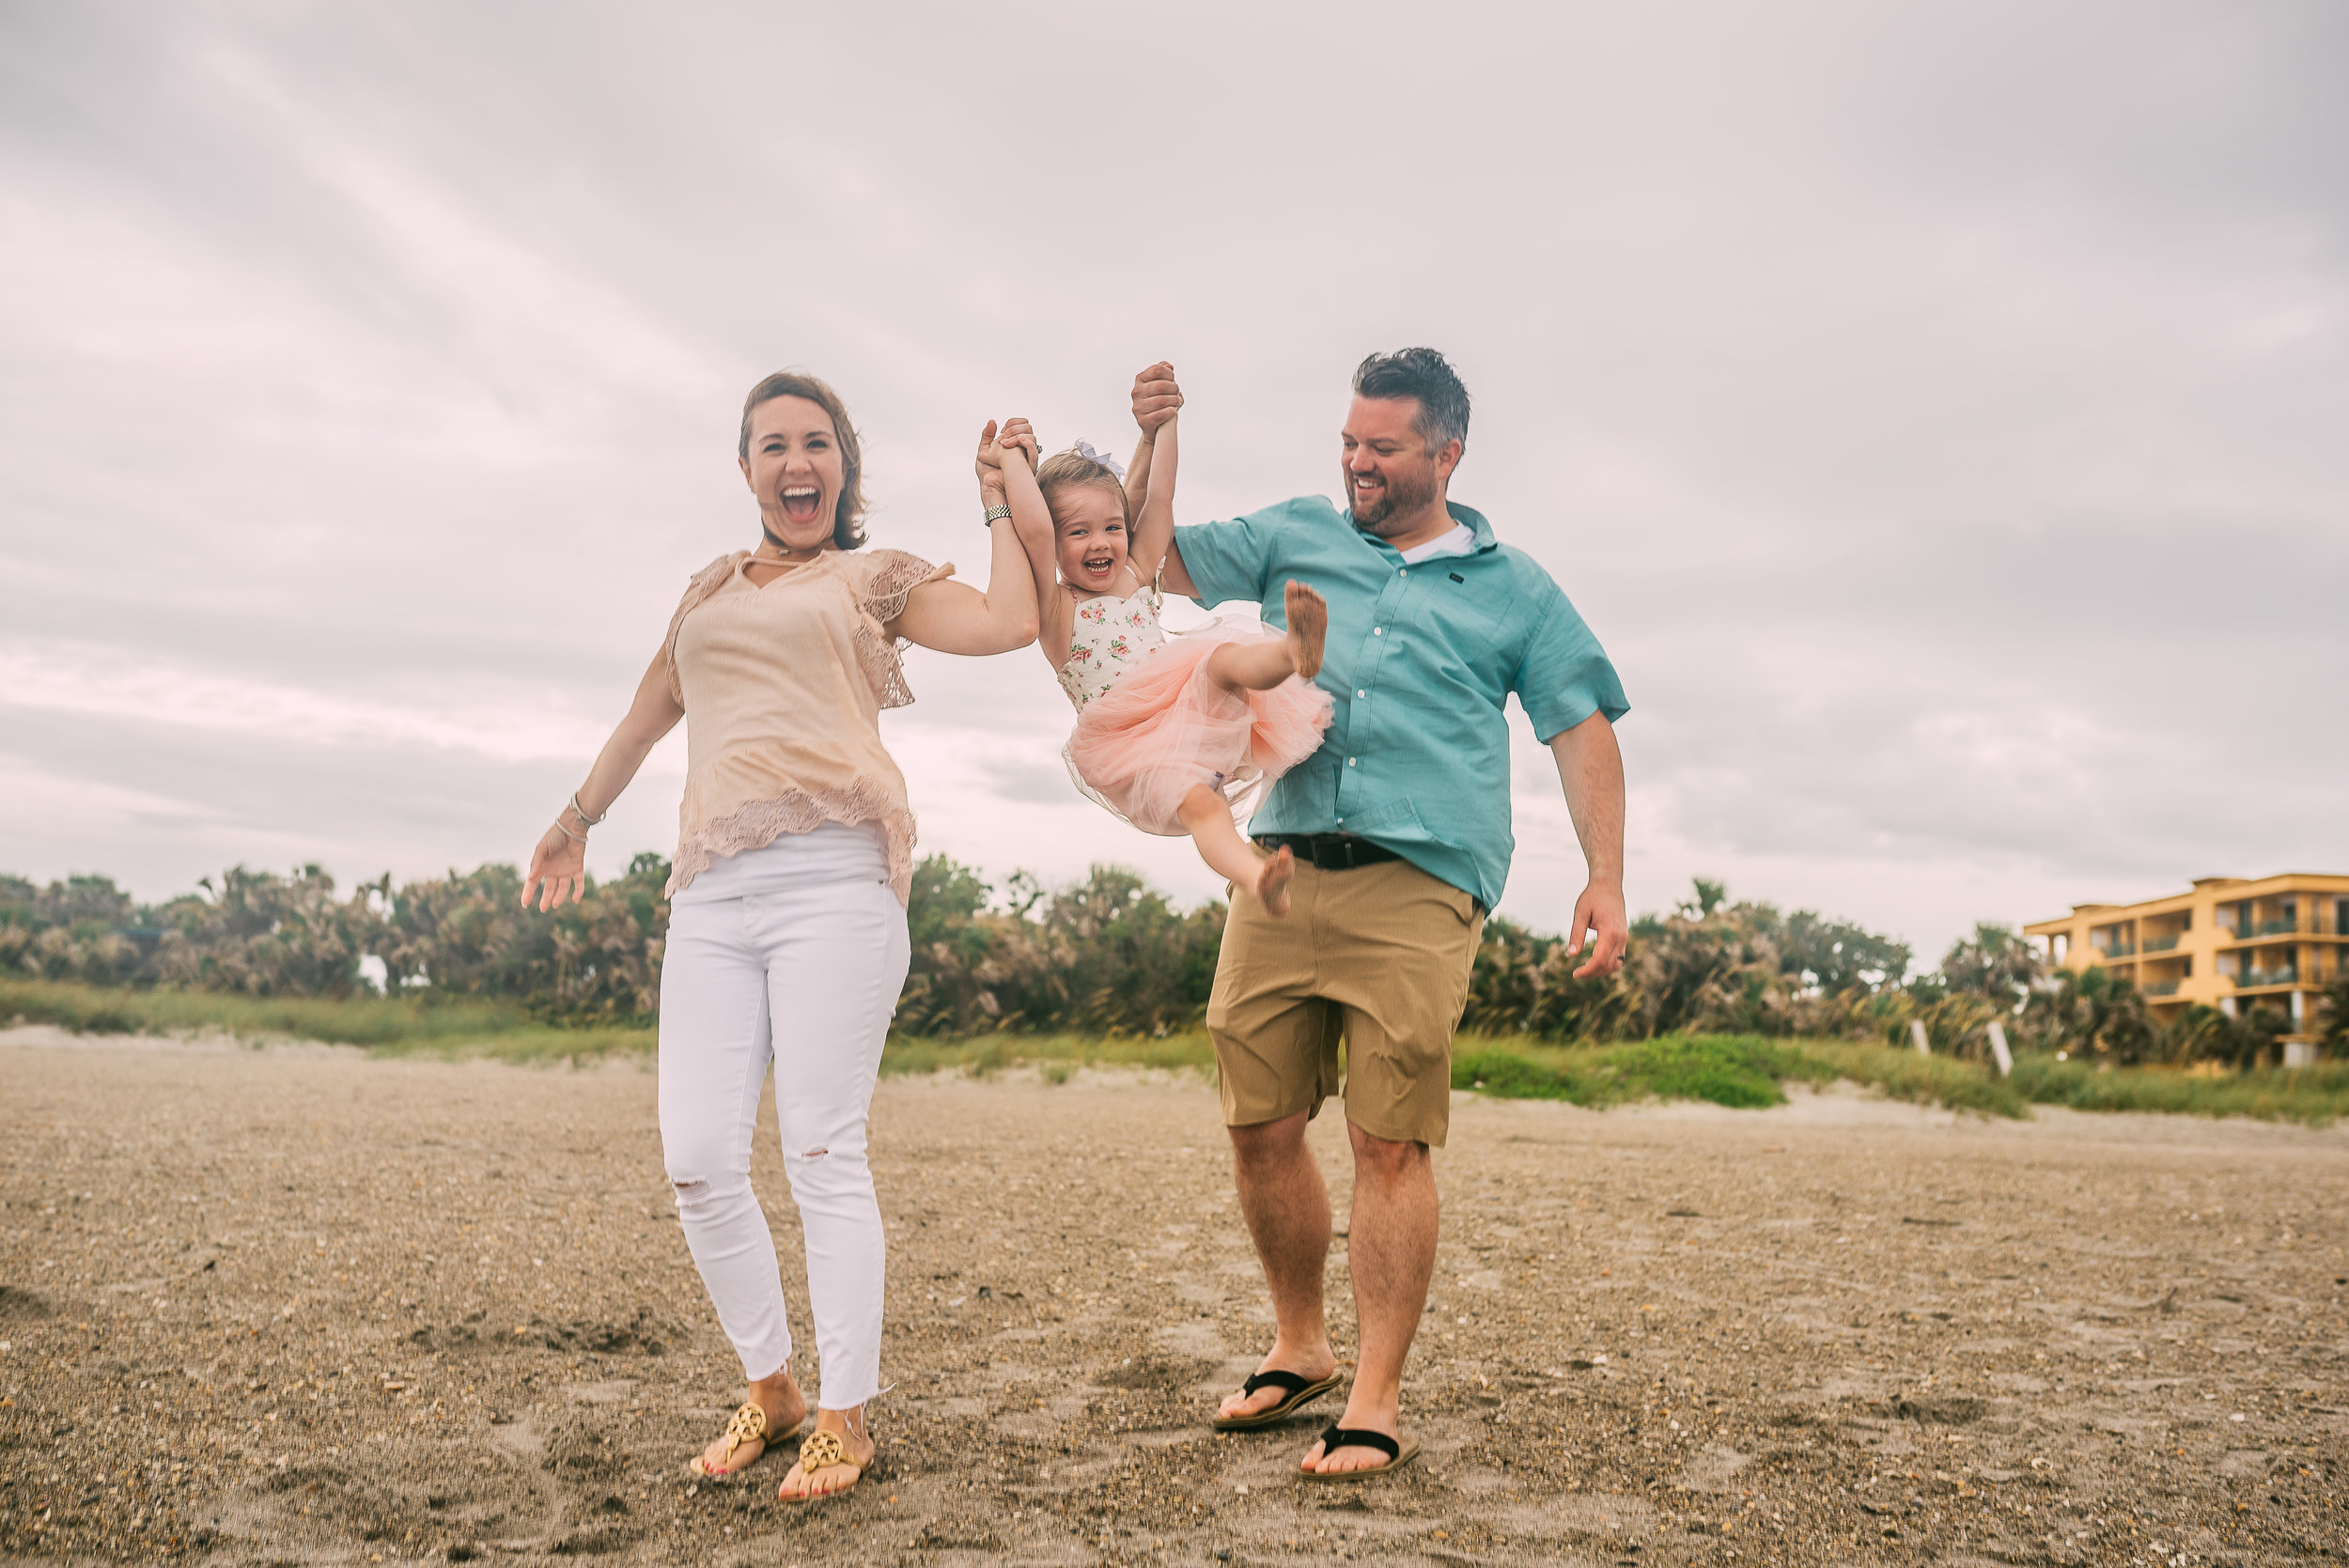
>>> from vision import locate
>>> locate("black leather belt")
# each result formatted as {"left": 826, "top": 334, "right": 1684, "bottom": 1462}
{"left": 1252, "top": 833, "right": 1402, "bottom": 871}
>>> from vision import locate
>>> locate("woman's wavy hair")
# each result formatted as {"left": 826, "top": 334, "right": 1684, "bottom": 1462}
{"left": 1034, "top": 447, "right": 1130, "bottom": 529}
{"left": 738, "top": 370, "right": 868, "bottom": 550}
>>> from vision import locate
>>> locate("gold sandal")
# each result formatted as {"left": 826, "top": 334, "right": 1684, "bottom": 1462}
{"left": 688, "top": 1401, "right": 772, "bottom": 1479}
{"left": 777, "top": 1428, "right": 867, "bottom": 1503}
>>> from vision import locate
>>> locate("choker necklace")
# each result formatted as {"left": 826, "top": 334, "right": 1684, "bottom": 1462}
{"left": 759, "top": 525, "right": 824, "bottom": 561}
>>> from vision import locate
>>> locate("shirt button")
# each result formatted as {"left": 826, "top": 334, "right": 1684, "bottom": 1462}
{"left": 1373, "top": 627, "right": 1384, "bottom": 636}
{"left": 1356, "top": 689, "right": 1367, "bottom": 699}
{"left": 1347, "top": 757, "right": 1357, "bottom": 767}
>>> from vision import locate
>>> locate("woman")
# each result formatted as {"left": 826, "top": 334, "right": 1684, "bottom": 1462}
{"left": 521, "top": 371, "right": 1037, "bottom": 1503}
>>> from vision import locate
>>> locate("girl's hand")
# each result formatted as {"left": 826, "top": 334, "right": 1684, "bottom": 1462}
{"left": 1130, "top": 361, "right": 1181, "bottom": 433}
{"left": 997, "top": 416, "right": 1038, "bottom": 470}
{"left": 521, "top": 823, "right": 587, "bottom": 911}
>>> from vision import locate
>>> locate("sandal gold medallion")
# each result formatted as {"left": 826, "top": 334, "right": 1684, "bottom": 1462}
{"left": 687, "top": 1401, "right": 770, "bottom": 1480}
{"left": 780, "top": 1428, "right": 867, "bottom": 1503}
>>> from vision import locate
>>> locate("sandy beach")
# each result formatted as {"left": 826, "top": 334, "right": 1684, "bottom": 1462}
{"left": 3, "top": 1029, "right": 2345, "bottom": 1566}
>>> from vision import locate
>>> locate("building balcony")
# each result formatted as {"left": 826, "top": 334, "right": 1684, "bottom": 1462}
{"left": 2092, "top": 942, "right": 2137, "bottom": 958}
{"left": 2141, "top": 934, "right": 2183, "bottom": 953}
{"left": 2233, "top": 970, "right": 2298, "bottom": 990}
{"left": 2142, "top": 980, "right": 2182, "bottom": 997}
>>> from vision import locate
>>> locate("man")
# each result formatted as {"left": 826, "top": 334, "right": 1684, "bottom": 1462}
{"left": 1143, "top": 348, "right": 1629, "bottom": 1479}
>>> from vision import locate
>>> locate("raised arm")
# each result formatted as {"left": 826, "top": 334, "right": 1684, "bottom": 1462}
{"left": 987, "top": 418, "right": 1073, "bottom": 674}
{"left": 1126, "top": 361, "right": 1196, "bottom": 596}
{"left": 890, "top": 419, "right": 1043, "bottom": 657}
{"left": 1127, "top": 411, "right": 1178, "bottom": 585}
{"left": 521, "top": 649, "right": 685, "bottom": 910}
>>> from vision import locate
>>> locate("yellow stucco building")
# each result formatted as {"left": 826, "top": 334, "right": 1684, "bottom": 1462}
{"left": 2025, "top": 874, "right": 2349, "bottom": 1047}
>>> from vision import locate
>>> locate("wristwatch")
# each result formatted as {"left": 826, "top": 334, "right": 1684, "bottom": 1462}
{"left": 983, "top": 504, "right": 1012, "bottom": 525}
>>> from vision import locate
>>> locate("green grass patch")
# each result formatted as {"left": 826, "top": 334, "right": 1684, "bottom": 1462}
{"left": 1452, "top": 1033, "right": 1841, "bottom": 1110}
{"left": 880, "top": 1031, "right": 1217, "bottom": 1079}
{"left": 2008, "top": 1054, "right": 2349, "bottom": 1126}
{"left": 1794, "top": 1040, "right": 2030, "bottom": 1117}
{"left": 0, "top": 978, "right": 652, "bottom": 1064}
{"left": 12, "top": 980, "right": 2346, "bottom": 1121}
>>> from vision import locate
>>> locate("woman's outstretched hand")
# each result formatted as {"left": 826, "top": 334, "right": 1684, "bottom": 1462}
{"left": 521, "top": 823, "right": 587, "bottom": 910}
{"left": 1131, "top": 362, "right": 1181, "bottom": 433}
{"left": 974, "top": 419, "right": 1005, "bottom": 498}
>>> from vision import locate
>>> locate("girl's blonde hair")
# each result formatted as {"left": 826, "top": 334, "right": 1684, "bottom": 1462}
{"left": 1034, "top": 447, "right": 1130, "bottom": 528}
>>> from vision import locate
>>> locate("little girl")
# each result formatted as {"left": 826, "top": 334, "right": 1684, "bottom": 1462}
{"left": 989, "top": 389, "right": 1332, "bottom": 914}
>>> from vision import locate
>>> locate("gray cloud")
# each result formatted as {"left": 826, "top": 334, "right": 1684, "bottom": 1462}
{"left": 3, "top": 1, "right": 2343, "bottom": 966}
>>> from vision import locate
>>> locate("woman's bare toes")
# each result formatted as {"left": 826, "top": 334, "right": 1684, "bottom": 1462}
{"left": 1284, "top": 581, "right": 1328, "bottom": 681}
{"left": 1256, "top": 846, "right": 1296, "bottom": 917}
{"left": 690, "top": 1432, "right": 763, "bottom": 1478}
{"left": 776, "top": 1431, "right": 871, "bottom": 1502}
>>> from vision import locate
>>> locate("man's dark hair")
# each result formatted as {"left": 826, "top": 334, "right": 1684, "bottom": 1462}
{"left": 1352, "top": 347, "right": 1470, "bottom": 456}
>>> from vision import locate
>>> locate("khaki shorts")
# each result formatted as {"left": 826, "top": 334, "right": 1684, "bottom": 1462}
{"left": 1207, "top": 857, "right": 1485, "bottom": 1147}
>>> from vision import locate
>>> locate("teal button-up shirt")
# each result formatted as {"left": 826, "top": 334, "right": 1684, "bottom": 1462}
{"left": 1174, "top": 496, "right": 1627, "bottom": 911}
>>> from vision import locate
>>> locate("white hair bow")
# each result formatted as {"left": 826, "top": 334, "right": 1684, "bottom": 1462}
{"left": 1072, "top": 438, "right": 1127, "bottom": 479}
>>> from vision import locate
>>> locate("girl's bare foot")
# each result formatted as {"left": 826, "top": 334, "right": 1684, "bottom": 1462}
{"left": 1283, "top": 580, "right": 1328, "bottom": 680}
{"left": 691, "top": 1374, "right": 805, "bottom": 1478}
{"left": 1253, "top": 844, "right": 1297, "bottom": 917}
{"left": 776, "top": 1407, "right": 872, "bottom": 1502}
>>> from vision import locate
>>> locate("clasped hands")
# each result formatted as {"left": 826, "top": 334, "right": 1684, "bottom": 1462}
{"left": 971, "top": 360, "right": 1181, "bottom": 505}
{"left": 973, "top": 417, "right": 1039, "bottom": 505}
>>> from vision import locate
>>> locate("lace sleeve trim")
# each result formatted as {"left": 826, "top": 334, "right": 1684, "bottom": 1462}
{"left": 853, "top": 550, "right": 953, "bottom": 710}
{"left": 862, "top": 549, "right": 952, "bottom": 626}
{"left": 661, "top": 552, "right": 747, "bottom": 706}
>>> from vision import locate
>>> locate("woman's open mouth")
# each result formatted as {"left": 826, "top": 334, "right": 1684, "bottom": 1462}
{"left": 780, "top": 485, "right": 823, "bottom": 524}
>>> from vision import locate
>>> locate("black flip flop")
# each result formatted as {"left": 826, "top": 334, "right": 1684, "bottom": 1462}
{"left": 1299, "top": 1422, "right": 1421, "bottom": 1482}
{"left": 1208, "top": 1368, "right": 1345, "bottom": 1432}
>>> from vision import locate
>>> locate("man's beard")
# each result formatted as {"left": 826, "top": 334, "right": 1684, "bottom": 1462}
{"left": 1348, "top": 467, "right": 1439, "bottom": 535}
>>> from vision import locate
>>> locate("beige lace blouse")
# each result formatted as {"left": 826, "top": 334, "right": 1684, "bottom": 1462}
{"left": 661, "top": 547, "right": 950, "bottom": 903}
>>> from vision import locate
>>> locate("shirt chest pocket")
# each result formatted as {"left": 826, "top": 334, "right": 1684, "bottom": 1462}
{"left": 1406, "top": 582, "right": 1508, "bottom": 677}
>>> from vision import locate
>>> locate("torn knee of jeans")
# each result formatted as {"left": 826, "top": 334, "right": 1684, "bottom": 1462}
{"left": 798, "top": 1146, "right": 830, "bottom": 1160}
{"left": 670, "top": 1177, "right": 707, "bottom": 1196}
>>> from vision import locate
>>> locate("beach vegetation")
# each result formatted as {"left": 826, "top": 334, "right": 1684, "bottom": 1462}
{"left": 6, "top": 861, "right": 2340, "bottom": 1105}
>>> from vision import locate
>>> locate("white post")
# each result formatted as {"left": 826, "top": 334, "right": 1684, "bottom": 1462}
{"left": 1910, "top": 1019, "right": 1931, "bottom": 1056}
{"left": 1985, "top": 1019, "right": 2013, "bottom": 1079}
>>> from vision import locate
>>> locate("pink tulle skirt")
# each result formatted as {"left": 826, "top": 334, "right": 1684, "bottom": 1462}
{"left": 1065, "top": 624, "right": 1334, "bottom": 836}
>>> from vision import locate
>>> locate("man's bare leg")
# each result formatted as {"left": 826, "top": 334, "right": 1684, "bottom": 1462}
{"left": 1178, "top": 785, "right": 1295, "bottom": 914}
{"left": 1300, "top": 1122, "right": 1438, "bottom": 1474}
{"left": 1217, "top": 1110, "right": 1339, "bottom": 1422}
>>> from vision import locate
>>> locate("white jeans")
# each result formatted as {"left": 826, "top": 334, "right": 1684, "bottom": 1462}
{"left": 658, "top": 823, "right": 910, "bottom": 1408}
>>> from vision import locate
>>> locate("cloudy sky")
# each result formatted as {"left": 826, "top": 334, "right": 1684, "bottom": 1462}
{"left": 4, "top": 1, "right": 2343, "bottom": 966}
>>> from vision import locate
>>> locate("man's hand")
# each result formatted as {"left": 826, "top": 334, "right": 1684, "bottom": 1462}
{"left": 1131, "top": 361, "right": 1181, "bottom": 433}
{"left": 1566, "top": 879, "right": 1629, "bottom": 979}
